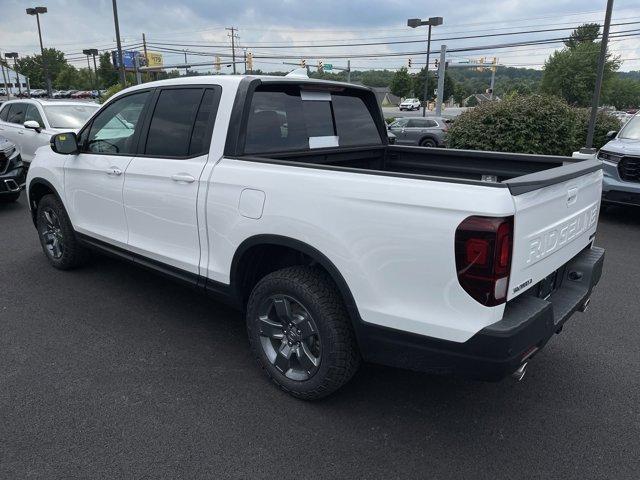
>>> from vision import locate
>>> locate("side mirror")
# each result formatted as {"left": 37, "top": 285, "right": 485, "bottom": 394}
{"left": 24, "top": 120, "right": 42, "bottom": 132}
{"left": 606, "top": 130, "right": 618, "bottom": 141}
{"left": 50, "top": 132, "right": 79, "bottom": 155}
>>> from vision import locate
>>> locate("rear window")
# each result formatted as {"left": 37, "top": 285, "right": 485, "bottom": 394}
{"left": 243, "top": 85, "right": 382, "bottom": 155}
{"left": 6, "top": 103, "right": 26, "bottom": 124}
{"left": 0, "top": 104, "right": 8, "bottom": 121}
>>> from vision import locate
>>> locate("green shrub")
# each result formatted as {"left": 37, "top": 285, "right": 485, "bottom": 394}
{"left": 99, "top": 83, "right": 124, "bottom": 103}
{"left": 573, "top": 109, "right": 621, "bottom": 150}
{"left": 447, "top": 94, "right": 580, "bottom": 156}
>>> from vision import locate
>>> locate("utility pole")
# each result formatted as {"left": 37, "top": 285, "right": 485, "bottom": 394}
{"left": 435, "top": 45, "right": 446, "bottom": 116}
{"left": 243, "top": 48, "right": 247, "bottom": 74}
{"left": 134, "top": 54, "right": 141, "bottom": 85}
{"left": 408, "top": 17, "right": 443, "bottom": 117}
{"left": 183, "top": 50, "right": 188, "bottom": 76}
{"left": 1, "top": 60, "right": 10, "bottom": 99}
{"left": 584, "top": 0, "right": 614, "bottom": 151}
{"left": 489, "top": 58, "right": 497, "bottom": 100}
{"left": 347, "top": 59, "right": 351, "bottom": 83}
{"left": 92, "top": 52, "right": 99, "bottom": 89}
{"left": 226, "top": 27, "right": 238, "bottom": 74}
{"left": 112, "top": 0, "right": 126, "bottom": 87}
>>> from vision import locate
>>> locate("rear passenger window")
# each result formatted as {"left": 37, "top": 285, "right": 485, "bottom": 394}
{"left": 6, "top": 103, "right": 26, "bottom": 124}
{"left": 0, "top": 105, "right": 9, "bottom": 122}
{"left": 244, "top": 86, "right": 382, "bottom": 155}
{"left": 145, "top": 88, "right": 203, "bottom": 157}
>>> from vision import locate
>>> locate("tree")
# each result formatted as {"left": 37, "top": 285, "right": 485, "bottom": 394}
{"left": 390, "top": 67, "right": 412, "bottom": 98}
{"left": 411, "top": 68, "right": 455, "bottom": 103}
{"left": 564, "top": 23, "right": 600, "bottom": 49}
{"left": 97, "top": 52, "right": 118, "bottom": 89}
{"left": 15, "top": 48, "right": 67, "bottom": 88}
{"left": 541, "top": 24, "right": 620, "bottom": 106}
{"left": 603, "top": 76, "right": 640, "bottom": 110}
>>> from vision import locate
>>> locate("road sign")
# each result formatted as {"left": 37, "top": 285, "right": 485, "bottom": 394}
{"left": 323, "top": 63, "right": 333, "bottom": 71}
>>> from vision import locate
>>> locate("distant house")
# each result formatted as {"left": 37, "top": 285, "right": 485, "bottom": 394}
{"left": 463, "top": 93, "right": 501, "bottom": 106}
{"left": 369, "top": 86, "right": 401, "bottom": 107}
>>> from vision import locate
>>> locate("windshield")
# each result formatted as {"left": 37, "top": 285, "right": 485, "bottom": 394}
{"left": 44, "top": 104, "right": 99, "bottom": 129}
{"left": 619, "top": 114, "right": 640, "bottom": 140}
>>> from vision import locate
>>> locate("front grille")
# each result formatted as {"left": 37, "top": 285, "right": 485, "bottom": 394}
{"left": 618, "top": 155, "right": 640, "bottom": 183}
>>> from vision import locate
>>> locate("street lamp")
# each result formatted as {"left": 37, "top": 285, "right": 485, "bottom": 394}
{"left": 26, "top": 6, "right": 52, "bottom": 98}
{"left": 408, "top": 16, "right": 443, "bottom": 117}
{"left": 83, "top": 48, "right": 99, "bottom": 90}
{"left": 4, "top": 53, "right": 21, "bottom": 97}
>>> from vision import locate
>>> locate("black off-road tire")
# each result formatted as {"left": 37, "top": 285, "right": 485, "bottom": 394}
{"left": 420, "top": 137, "right": 437, "bottom": 147}
{"left": 246, "top": 266, "right": 361, "bottom": 400}
{"left": 36, "top": 194, "right": 88, "bottom": 270}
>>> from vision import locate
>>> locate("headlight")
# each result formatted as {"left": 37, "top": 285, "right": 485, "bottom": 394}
{"left": 597, "top": 150, "right": 622, "bottom": 164}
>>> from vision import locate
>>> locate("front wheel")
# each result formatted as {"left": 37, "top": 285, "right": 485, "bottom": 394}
{"left": 420, "top": 138, "right": 437, "bottom": 148}
{"left": 36, "top": 194, "right": 88, "bottom": 270}
{"left": 246, "top": 266, "right": 360, "bottom": 400}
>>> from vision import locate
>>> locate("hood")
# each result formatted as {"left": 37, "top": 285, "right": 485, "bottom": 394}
{"left": 601, "top": 137, "right": 640, "bottom": 156}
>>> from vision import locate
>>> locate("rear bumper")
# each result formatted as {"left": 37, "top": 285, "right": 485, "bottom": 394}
{"left": 0, "top": 159, "right": 27, "bottom": 196}
{"left": 355, "top": 246, "right": 605, "bottom": 380}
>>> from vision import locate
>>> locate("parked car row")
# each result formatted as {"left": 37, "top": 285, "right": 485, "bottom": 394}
{"left": 0, "top": 99, "right": 99, "bottom": 163}
{"left": 3, "top": 89, "right": 105, "bottom": 100}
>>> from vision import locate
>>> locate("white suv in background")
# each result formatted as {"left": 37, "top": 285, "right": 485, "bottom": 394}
{"left": 0, "top": 99, "right": 99, "bottom": 163}
{"left": 399, "top": 98, "right": 421, "bottom": 111}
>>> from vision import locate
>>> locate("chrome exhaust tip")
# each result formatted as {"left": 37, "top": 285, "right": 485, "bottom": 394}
{"left": 512, "top": 362, "right": 527, "bottom": 382}
{"left": 4, "top": 179, "right": 20, "bottom": 192}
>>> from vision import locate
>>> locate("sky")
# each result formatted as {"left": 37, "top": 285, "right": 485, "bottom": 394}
{"left": 1, "top": 0, "right": 639, "bottom": 75}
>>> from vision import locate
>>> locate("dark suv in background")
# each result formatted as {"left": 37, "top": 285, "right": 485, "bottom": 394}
{"left": 0, "top": 135, "right": 26, "bottom": 203}
{"left": 387, "top": 116, "right": 450, "bottom": 147}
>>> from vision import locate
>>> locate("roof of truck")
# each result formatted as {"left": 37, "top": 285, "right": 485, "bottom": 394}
{"left": 112, "top": 74, "right": 370, "bottom": 99}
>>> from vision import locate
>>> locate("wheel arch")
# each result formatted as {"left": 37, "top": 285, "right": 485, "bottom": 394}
{"left": 230, "top": 234, "right": 361, "bottom": 325}
{"left": 27, "top": 178, "right": 64, "bottom": 226}
{"left": 418, "top": 135, "right": 438, "bottom": 146}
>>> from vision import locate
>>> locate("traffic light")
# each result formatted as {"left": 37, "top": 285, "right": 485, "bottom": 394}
{"left": 301, "top": 59, "right": 306, "bottom": 68}
{"left": 246, "top": 52, "right": 254, "bottom": 71}
{"left": 491, "top": 57, "right": 498, "bottom": 72}
{"left": 318, "top": 60, "right": 323, "bottom": 72}
{"left": 408, "top": 58, "right": 412, "bottom": 68}
{"left": 214, "top": 56, "right": 221, "bottom": 71}
{"left": 476, "top": 57, "right": 485, "bottom": 72}
{"left": 434, "top": 59, "right": 438, "bottom": 69}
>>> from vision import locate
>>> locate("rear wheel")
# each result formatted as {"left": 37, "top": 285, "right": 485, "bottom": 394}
{"left": 420, "top": 137, "right": 437, "bottom": 147}
{"left": 36, "top": 194, "right": 87, "bottom": 270}
{"left": 246, "top": 266, "right": 360, "bottom": 400}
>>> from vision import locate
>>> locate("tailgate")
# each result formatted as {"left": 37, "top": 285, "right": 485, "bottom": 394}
{"left": 506, "top": 161, "right": 603, "bottom": 300}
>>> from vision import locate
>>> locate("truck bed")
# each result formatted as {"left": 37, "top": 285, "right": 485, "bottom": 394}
{"left": 240, "top": 144, "right": 602, "bottom": 195}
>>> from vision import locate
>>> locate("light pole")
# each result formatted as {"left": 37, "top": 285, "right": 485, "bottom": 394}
{"left": 111, "top": 0, "right": 126, "bottom": 87}
{"left": 83, "top": 48, "right": 99, "bottom": 90}
{"left": 408, "top": 16, "right": 443, "bottom": 117}
{"left": 4, "top": 53, "right": 21, "bottom": 97}
{"left": 26, "top": 6, "right": 52, "bottom": 98}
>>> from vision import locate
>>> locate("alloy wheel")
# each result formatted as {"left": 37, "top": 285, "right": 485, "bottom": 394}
{"left": 41, "top": 208, "right": 64, "bottom": 259}
{"left": 258, "top": 294, "right": 322, "bottom": 381}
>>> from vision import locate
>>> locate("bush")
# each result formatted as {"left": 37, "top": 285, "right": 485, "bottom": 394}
{"left": 99, "top": 83, "right": 124, "bottom": 103}
{"left": 447, "top": 94, "right": 580, "bottom": 155}
{"left": 573, "top": 109, "right": 621, "bottom": 150}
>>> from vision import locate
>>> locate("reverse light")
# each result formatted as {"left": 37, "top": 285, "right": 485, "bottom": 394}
{"left": 455, "top": 216, "right": 514, "bottom": 306}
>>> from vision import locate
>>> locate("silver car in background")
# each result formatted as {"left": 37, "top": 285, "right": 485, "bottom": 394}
{"left": 387, "top": 116, "right": 450, "bottom": 147}
{"left": 598, "top": 112, "right": 640, "bottom": 207}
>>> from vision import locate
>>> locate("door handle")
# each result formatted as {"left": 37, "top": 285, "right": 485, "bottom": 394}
{"left": 171, "top": 173, "right": 195, "bottom": 183}
{"left": 18, "top": 130, "right": 24, "bottom": 135}
{"left": 106, "top": 166, "right": 122, "bottom": 176}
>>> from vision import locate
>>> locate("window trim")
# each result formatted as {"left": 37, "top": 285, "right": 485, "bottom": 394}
{"left": 135, "top": 84, "right": 222, "bottom": 160}
{"left": 77, "top": 88, "right": 155, "bottom": 157}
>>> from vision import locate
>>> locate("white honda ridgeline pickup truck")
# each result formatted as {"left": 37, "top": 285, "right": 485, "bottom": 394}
{"left": 26, "top": 74, "right": 605, "bottom": 399}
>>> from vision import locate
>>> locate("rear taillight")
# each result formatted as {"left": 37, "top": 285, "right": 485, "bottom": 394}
{"left": 455, "top": 216, "right": 514, "bottom": 306}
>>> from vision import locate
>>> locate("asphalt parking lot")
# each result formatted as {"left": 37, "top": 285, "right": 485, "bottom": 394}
{"left": 2, "top": 195, "right": 639, "bottom": 479}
